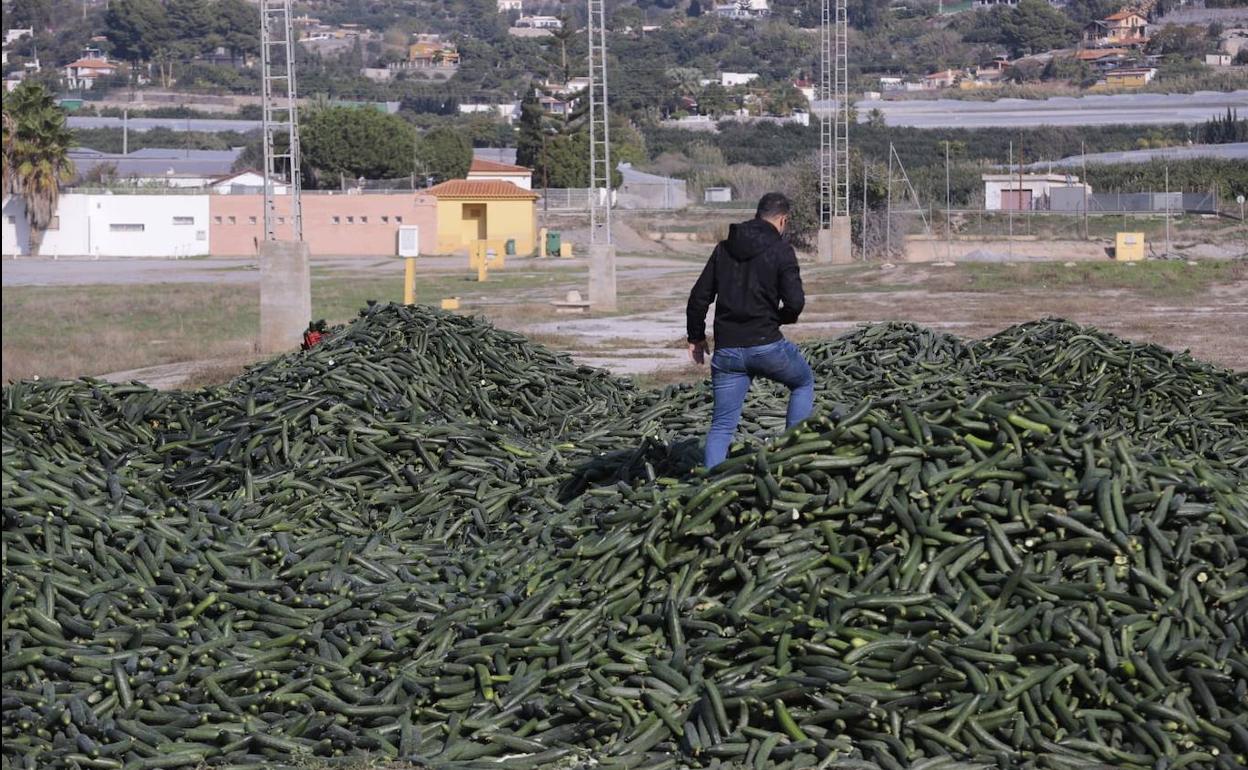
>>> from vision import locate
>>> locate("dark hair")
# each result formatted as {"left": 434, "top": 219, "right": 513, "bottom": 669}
{"left": 756, "top": 192, "right": 791, "bottom": 220}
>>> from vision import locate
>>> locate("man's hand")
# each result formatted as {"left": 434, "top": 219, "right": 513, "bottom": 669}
{"left": 689, "top": 339, "right": 709, "bottom": 365}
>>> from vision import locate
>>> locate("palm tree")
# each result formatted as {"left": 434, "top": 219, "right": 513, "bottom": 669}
{"left": 3, "top": 82, "right": 75, "bottom": 255}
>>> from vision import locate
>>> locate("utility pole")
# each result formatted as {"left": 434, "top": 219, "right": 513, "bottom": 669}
{"left": 1081, "top": 141, "right": 1089, "bottom": 240}
{"left": 258, "top": 0, "right": 310, "bottom": 354}
{"left": 945, "top": 140, "right": 951, "bottom": 262}
{"left": 1164, "top": 162, "right": 1171, "bottom": 257}
{"left": 586, "top": 0, "right": 616, "bottom": 310}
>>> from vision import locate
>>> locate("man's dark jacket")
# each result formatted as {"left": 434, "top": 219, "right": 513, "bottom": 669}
{"left": 686, "top": 218, "right": 805, "bottom": 349}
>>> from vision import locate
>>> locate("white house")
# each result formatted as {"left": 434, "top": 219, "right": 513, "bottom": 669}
{"left": 209, "top": 170, "right": 287, "bottom": 195}
{"left": 515, "top": 16, "right": 562, "bottom": 29}
{"left": 497, "top": 0, "right": 523, "bottom": 10}
{"left": 1205, "top": 53, "right": 1232, "bottom": 67}
{"left": 4, "top": 193, "right": 211, "bottom": 257}
{"left": 721, "top": 72, "right": 759, "bottom": 87}
{"left": 63, "top": 52, "right": 118, "bottom": 90}
{"left": 467, "top": 158, "right": 533, "bottom": 190}
{"left": 458, "top": 102, "right": 522, "bottom": 123}
{"left": 982, "top": 173, "right": 1090, "bottom": 211}
{"left": 716, "top": 0, "right": 770, "bottom": 19}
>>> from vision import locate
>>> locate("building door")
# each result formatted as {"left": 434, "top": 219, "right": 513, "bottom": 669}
{"left": 1000, "top": 189, "right": 1033, "bottom": 211}
{"left": 462, "top": 203, "right": 487, "bottom": 244}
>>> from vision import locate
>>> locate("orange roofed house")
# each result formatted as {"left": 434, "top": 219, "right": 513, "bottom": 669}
{"left": 1084, "top": 10, "right": 1149, "bottom": 48}
{"left": 466, "top": 158, "right": 534, "bottom": 190}
{"left": 428, "top": 179, "right": 539, "bottom": 255}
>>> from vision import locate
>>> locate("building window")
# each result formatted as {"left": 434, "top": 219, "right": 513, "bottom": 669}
{"left": 395, "top": 215, "right": 403, "bottom": 223}
{"left": 360, "top": 216, "right": 368, "bottom": 224}
{"left": 228, "top": 216, "right": 237, "bottom": 225}
{"left": 110, "top": 223, "right": 145, "bottom": 232}
{"left": 5, "top": 215, "right": 15, "bottom": 225}
{"left": 278, "top": 217, "right": 286, "bottom": 225}
{"left": 347, "top": 216, "right": 355, "bottom": 224}
{"left": 214, "top": 216, "right": 223, "bottom": 224}
{"left": 248, "top": 216, "right": 258, "bottom": 225}
{"left": 381, "top": 215, "right": 389, "bottom": 223}
{"left": 46, "top": 216, "right": 60, "bottom": 230}
{"left": 173, "top": 216, "right": 194, "bottom": 225}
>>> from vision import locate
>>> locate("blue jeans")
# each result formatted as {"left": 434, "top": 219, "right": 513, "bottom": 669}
{"left": 705, "top": 338, "right": 814, "bottom": 468}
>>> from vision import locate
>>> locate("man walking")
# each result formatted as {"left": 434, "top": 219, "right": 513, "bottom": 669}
{"left": 687, "top": 192, "right": 814, "bottom": 468}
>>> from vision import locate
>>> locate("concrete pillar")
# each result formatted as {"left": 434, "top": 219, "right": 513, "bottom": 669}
{"left": 816, "top": 228, "right": 834, "bottom": 264}
{"left": 259, "top": 240, "right": 311, "bottom": 354}
{"left": 589, "top": 242, "right": 617, "bottom": 312}
{"left": 831, "top": 215, "right": 853, "bottom": 264}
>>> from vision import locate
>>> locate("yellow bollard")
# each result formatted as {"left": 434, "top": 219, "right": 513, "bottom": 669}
{"left": 477, "top": 262, "right": 488, "bottom": 282}
{"left": 539, "top": 227, "right": 549, "bottom": 258}
{"left": 403, "top": 256, "right": 417, "bottom": 305}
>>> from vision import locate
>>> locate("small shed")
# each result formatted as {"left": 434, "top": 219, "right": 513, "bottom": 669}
{"left": 704, "top": 187, "right": 733, "bottom": 203}
{"left": 982, "top": 173, "right": 1091, "bottom": 211}
{"left": 428, "top": 179, "right": 539, "bottom": 255}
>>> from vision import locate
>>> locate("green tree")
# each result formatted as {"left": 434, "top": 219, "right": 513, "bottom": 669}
{"left": 214, "top": 0, "right": 260, "bottom": 61}
{"left": 1043, "top": 55, "right": 1094, "bottom": 85}
{"left": 2, "top": 82, "right": 75, "bottom": 255}
{"left": 168, "top": 0, "right": 217, "bottom": 58}
{"left": 300, "top": 106, "right": 418, "bottom": 186}
{"left": 105, "top": 0, "right": 170, "bottom": 63}
{"left": 6, "top": 0, "right": 53, "bottom": 31}
{"left": 1146, "top": 24, "right": 1209, "bottom": 58}
{"left": 698, "top": 83, "right": 734, "bottom": 117}
{"left": 415, "top": 126, "right": 473, "bottom": 184}
{"left": 687, "top": 0, "right": 703, "bottom": 17}
{"left": 515, "top": 90, "right": 547, "bottom": 170}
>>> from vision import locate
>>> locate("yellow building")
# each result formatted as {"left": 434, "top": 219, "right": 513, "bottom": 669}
{"left": 428, "top": 180, "right": 539, "bottom": 255}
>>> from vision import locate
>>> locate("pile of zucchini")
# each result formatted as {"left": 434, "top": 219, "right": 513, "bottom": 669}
{"left": 4, "top": 305, "right": 1245, "bottom": 770}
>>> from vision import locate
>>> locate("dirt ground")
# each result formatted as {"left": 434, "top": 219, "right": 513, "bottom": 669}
{"left": 3, "top": 218, "right": 1246, "bottom": 388}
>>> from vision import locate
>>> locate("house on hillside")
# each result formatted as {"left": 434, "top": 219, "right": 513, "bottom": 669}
{"left": 715, "top": 0, "right": 770, "bottom": 19}
{"left": 407, "top": 36, "right": 460, "bottom": 68}
{"left": 922, "top": 69, "right": 963, "bottom": 89}
{"left": 1074, "top": 47, "right": 1131, "bottom": 70}
{"left": 515, "top": 16, "right": 563, "bottom": 29}
{"left": 721, "top": 72, "right": 759, "bottom": 87}
{"left": 4, "top": 28, "right": 33, "bottom": 46}
{"left": 63, "top": 50, "right": 117, "bottom": 90}
{"left": 1084, "top": 10, "right": 1149, "bottom": 48}
{"left": 497, "top": 0, "right": 523, "bottom": 10}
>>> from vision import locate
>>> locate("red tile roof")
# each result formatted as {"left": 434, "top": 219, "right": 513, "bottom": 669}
{"left": 66, "top": 58, "right": 117, "bottom": 69}
{"left": 427, "top": 179, "right": 539, "bottom": 199}
{"left": 469, "top": 158, "right": 532, "bottom": 174}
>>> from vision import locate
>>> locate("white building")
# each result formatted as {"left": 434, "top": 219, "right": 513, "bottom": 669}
{"left": 63, "top": 52, "right": 118, "bottom": 90}
{"left": 716, "top": 0, "right": 770, "bottom": 19}
{"left": 721, "top": 72, "right": 759, "bottom": 87}
{"left": 458, "top": 102, "right": 523, "bottom": 123}
{"left": 5, "top": 193, "right": 212, "bottom": 257}
{"left": 982, "top": 173, "right": 1090, "bottom": 211}
{"left": 467, "top": 158, "right": 533, "bottom": 190}
{"left": 497, "top": 0, "right": 523, "bottom": 10}
{"left": 514, "top": 16, "right": 562, "bottom": 29}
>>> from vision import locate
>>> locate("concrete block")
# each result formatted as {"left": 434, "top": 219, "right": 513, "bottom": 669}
{"left": 589, "top": 243, "right": 617, "bottom": 312}
{"left": 259, "top": 240, "right": 311, "bottom": 355}
{"left": 831, "top": 216, "right": 853, "bottom": 264}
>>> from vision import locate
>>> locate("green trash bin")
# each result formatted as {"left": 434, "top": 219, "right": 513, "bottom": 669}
{"left": 505, "top": 238, "right": 516, "bottom": 256}
{"left": 546, "top": 230, "right": 562, "bottom": 257}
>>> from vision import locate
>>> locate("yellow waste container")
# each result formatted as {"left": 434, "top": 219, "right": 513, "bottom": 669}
{"left": 1115, "top": 232, "right": 1145, "bottom": 261}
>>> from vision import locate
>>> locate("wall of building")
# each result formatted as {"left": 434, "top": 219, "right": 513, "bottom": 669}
{"left": 34, "top": 193, "right": 211, "bottom": 257}
{"left": 2, "top": 196, "right": 33, "bottom": 256}
{"left": 209, "top": 194, "right": 437, "bottom": 256}
{"left": 435, "top": 198, "right": 536, "bottom": 255}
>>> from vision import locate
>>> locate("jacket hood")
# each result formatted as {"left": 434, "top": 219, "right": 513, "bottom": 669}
{"left": 724, "top": 218, "right": 782, "bottom": 263}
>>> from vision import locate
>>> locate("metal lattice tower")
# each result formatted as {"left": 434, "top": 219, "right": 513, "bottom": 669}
{"left": 818, "top": 0, "right": 833, "bottom": 230}
{"left": 819, "top": 0, "right": 849, "bottom": 229}
{"left": 586, "top": 0, "right": 612, "bottom": 244}
{"left": 260, "top": 0, "right": 302, "bottom": 241}
{"left": 833, "top": 0, "right": 849, "bottom": 219}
